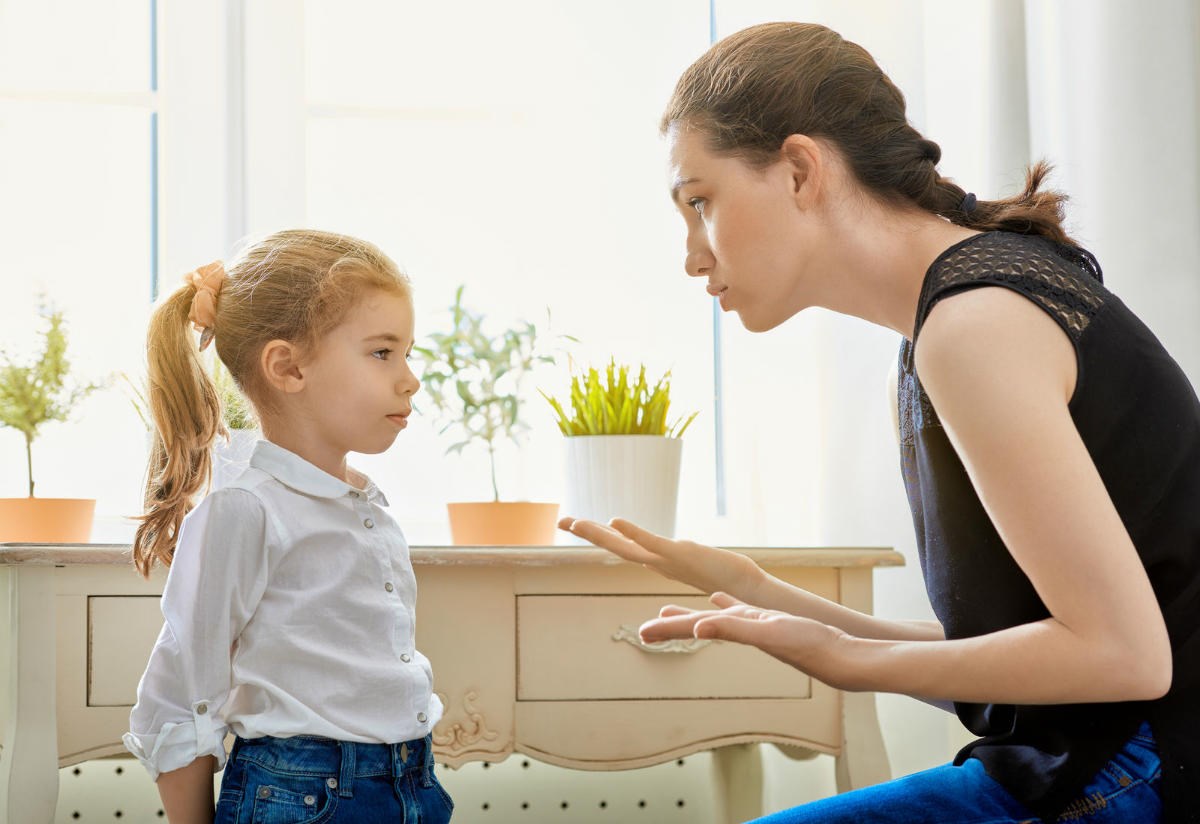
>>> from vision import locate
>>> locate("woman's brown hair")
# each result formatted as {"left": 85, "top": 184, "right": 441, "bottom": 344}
{"left": 662, "top": 22, "right": 1075, "bottom": 245}
{"left": 133, "top": 229, "right": 411, "bottom": 577}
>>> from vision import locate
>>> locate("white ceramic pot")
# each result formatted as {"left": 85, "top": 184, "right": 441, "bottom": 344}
{"left": 212, "top": 429, "right": 260, "bottom": 490}
{"left": 563, "top": 435, "right": 683, "bottom": 541}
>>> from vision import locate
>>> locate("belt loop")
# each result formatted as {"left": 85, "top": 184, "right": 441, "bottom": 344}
{"left": 337, "top": 740, "right": 355, "bottom": 798}
{"left": 420, "top": 736, "right": 435, "bottom": 787}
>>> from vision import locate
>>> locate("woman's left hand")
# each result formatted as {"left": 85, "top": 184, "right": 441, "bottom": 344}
{"left": 640, "top": 592, "right": 858, "bottom": 690}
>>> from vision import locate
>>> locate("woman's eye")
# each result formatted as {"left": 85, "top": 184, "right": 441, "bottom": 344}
{"left": 405, "top": 351, "right": 414, "bottom": 362}
{"left": 687, "top": 198, "right": 706, "bottom": 216}
{"left": 372, "top": 348, "right": 393, "bottom": 360}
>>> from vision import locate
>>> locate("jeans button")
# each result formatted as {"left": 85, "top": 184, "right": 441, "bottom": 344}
{"left": 257, "top": 786, "right": 271, "bottom": 799}
{"left": 327, "top": 777, "right": 338, "bottom": 789}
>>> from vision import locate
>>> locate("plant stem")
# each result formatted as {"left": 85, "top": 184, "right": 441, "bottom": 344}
{"left": 488, "top": 443, "right": 499, "bottom": 502}
{"left": 25, "top": 433, "right": 34, "bottom": 497}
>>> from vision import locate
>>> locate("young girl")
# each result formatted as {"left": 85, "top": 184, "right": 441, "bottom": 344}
{"left": 561, "top": 21, "right": 1200, "bottom": 824}
{"left": 123, "top": 229, "right": 453, "bottom": 824}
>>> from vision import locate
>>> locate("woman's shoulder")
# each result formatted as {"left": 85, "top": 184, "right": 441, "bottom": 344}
{"left": 917, "top": 231, "right": 1108, "bottom": 348}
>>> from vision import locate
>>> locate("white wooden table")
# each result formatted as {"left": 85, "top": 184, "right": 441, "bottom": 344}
{"left": 0, "top": 543, "right": 903, "bottom": 823}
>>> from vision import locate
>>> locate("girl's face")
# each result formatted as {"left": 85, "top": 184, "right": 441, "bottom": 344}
{"left": 298, "top": 289, "right": 420, "bottom": 456}
{"left": 667, "top": 125, "right": 819, "bottom": 332}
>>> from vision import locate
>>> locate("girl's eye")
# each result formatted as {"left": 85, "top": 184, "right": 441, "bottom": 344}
{"left": 687, "top": 198, "right": 706, "bottom": 216}
{"left": 372, "top": 348, "right": 393, "bottom": 360}
{"left": 405, "top": 351, "right": 414, "bottom": 362}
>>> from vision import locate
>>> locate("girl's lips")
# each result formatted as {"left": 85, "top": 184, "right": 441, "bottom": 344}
{"left": 387, "top": 415, "right": 408, "bottom": 428}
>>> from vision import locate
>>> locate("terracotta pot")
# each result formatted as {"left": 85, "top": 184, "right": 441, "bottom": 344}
{"left": 0, "top": 497, "right": 96, "bottom": 543}
{"left": 446, "top": 501, "right": 559, "bottom": 546}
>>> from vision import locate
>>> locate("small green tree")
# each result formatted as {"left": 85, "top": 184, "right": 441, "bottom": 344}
{"left": 413, "top": 285, "right": 566, "bottom": 502}
{"left": 0, "top": 306, "right": 101, "bottom": 497}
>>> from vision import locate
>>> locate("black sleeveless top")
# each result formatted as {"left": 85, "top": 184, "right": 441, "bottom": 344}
{"left": 898, "top": 231, "right": 1200, "bottom": 823}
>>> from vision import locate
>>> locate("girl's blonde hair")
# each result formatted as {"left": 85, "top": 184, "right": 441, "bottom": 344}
{"left": 133, "top": 229, "right": 411, "bottom": 577}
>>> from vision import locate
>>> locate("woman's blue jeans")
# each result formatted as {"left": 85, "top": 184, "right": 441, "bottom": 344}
{"left": 750, "top": 722, "right": 1161, "bottom": 824}
{"left": 214, "top": 733, "right": 453, "bottom": 823}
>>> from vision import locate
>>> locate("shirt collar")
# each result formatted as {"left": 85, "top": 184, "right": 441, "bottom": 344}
{"left": 249, "top": 439, "right": 389, "bottom": 506}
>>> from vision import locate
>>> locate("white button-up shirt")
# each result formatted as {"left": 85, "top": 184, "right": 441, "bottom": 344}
{"left": 123, "top": 439, "right": 442, "bottom": 780}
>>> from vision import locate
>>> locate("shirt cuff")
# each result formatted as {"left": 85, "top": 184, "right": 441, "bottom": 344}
{"left": 123, "top": 702, "right": 227, "bottom": 781}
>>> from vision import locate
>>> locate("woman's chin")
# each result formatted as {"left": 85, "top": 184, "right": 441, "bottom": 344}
{"left": 737, "top": 308, "right": 787, "bottom": 334}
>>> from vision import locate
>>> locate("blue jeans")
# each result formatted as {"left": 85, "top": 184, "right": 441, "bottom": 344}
{"left": 214, "top": 733, "right": 453, "bottom": 823}
{"left": 750, "top": 722, "right": 1161, "bottom": 824}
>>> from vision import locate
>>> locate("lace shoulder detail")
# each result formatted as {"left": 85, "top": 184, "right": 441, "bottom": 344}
{"left": 915, "top": 232, "right": 1107, "bottom": 342}
{"left": 898, "top": 233, "right": 1106, "bottom": 446}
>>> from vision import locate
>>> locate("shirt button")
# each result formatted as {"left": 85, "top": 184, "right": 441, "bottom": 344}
{"left": 417, "top": 712, "right": 428, "bottom": 723}
{"left": 384, "top": 582, "right": 394, "bottom": 592}
{"left": 364, "top": 518, "right": 374, "bottom": 528}
{"left": 400, "top": 653, "right": 411, "bottom": 663}
{"left": 258, "top": 787, "right": 271, "bottom": 799}
{"left": 195, "top": 703, "right": 208, "bottom": 715}
{"left": 326, "top": 778, "right": 338, "bottom": 789}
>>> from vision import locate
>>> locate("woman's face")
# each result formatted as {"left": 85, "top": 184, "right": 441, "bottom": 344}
{"left": 666, "top": 125, "right": 817, "bottom": 332}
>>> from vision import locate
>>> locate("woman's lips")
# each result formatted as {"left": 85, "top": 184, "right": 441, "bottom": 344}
{"left": 387, "top": 415, "right": 408, "bottom": 428}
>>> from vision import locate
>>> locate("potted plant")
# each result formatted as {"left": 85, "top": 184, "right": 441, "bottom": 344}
{"left": 208, "top": 356, "right": 259, "bottom": 490}
{"left": 120, "top": 357, "right": 257, "bottom": 491}
{"left": 541, "top": 361, "right": 697, "bottom": 539}
{"left": 413, "top": 285, "right": 562, "bottom": 546}
{"left": 0, "top": 305, "right": 102, "bottom": 542}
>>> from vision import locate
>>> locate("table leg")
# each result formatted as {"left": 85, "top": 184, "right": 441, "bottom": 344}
{"left": 711, "top": 742, "right": 764, "bottom": 824}
{"left": 834, "top": 569, "right": 893, "bottom": 793}
{"left": 0, "top": 567, "right": 59, "bottom": 824}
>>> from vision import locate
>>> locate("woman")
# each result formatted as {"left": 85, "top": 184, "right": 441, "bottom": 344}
{"left": 560, "top": 22, "right": 1199, "bottom": 824}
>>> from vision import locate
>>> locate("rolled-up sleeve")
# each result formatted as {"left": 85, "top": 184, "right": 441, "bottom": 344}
{"left": 123, "top": 487, "right": 272, "bottom": 780}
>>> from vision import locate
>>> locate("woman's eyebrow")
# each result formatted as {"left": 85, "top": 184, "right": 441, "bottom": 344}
{"left": 670, "top": 176, "right": 699, "bottom": 204}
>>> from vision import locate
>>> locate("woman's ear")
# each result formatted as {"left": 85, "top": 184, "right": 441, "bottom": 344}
{"left": 260, "top": 339, "right": 306, "bottom": 394}
{"left": 779, "top": 134, "right": 824, "bottom": 208}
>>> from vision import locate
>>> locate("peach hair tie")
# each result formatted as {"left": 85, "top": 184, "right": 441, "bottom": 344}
{"left": 184, "top": 261, "right": 227, "bottom": 351}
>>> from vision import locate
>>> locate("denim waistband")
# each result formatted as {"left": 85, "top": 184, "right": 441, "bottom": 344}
{"left": 230, "top": 733, "right": 435, "bottom": 798}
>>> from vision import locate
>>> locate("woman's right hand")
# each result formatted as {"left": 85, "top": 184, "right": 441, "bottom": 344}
{"left": 558, "top": 516, "right": 763, "bottom": 599}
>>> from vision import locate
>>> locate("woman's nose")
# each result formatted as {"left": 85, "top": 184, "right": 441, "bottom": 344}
{"left": 685, "top": 249, "right": 714, "bottom": 278}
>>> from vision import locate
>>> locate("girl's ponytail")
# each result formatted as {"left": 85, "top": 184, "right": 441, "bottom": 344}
{"left": 132, "top": 283, "right": 225, "bottom": 578}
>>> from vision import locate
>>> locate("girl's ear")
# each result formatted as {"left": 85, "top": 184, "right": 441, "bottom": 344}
{"left": 261, "top": 339, "right": 306, "bottom": 394}
{"left": 779, "top": 134, "right": 824, "bottom": 209}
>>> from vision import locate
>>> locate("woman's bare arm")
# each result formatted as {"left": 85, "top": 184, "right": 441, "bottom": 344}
{"left": 638, "top": 287, "right": 1172, "bottom": 706}
{"left": 560, "top": 518, "right": 944, "bottom": 642}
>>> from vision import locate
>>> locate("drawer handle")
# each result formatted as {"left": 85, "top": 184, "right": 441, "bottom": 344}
{"left": 612, "top": 624, "right": 713, "bottom": 654}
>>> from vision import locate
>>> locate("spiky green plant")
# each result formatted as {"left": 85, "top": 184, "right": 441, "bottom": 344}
{"left": 540, "top": 361, "right": 698, "bottom": 438}
{"left": 120, "top": 356, "right": 254, "bottom": 435}
{"left": 0, "top": 306, "right": 102, "bottom": 496}
{"left": 413, "top": 285, "right": 561, "bottom": 502}
{"left": 209, "top": 356, "right": 256, "bottom": 431}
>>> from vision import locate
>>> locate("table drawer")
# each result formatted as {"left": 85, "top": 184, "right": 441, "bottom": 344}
{"left": 517, "top": 595, "right": 812, "bottom": 700}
